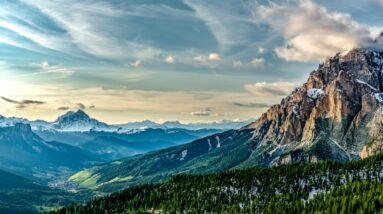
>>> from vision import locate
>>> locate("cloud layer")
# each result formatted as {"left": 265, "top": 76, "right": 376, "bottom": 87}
{"left": 255, "top": 0, "right": 378, "bottom": 61}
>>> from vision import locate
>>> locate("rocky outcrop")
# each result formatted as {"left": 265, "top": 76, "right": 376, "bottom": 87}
{"left": 360, "top": 134, "right": 383, "bottom": 159}
{"left": 244, "top": 48, "right": 383, "bottom": 164}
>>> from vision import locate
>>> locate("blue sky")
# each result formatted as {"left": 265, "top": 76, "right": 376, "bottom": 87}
{"left": 0, "top": 0, "right": 382, "bottom": 123}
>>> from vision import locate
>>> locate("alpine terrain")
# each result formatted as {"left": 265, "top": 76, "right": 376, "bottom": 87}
{"left": 69, "top": 48, "right": 383, "bottom": 193}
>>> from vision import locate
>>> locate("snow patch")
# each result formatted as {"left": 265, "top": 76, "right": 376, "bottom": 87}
{"left": 307, "top": 88, "right": 324, "bottom": 99}
{"left": 180, "top": 150, "right": 188, "bottom": 161}
{"left": 32, "top": 146, "right": 42, "bottom": 153}
{"left": 216, "top": 136, "right": 221, "bottom": 148}
{"left": 309, "top": 189, "right": 319, "bottom": 200}
{"left": 207, "top": 139, "right": 212, "bottom": 151}
{"left": 374, "top": 93, "right": 383, "bottom": 107}
{"left": 355, "top": 79, "right": 378, "bottom": 91}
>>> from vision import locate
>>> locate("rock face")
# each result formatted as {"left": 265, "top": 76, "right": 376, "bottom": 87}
{"left": 360, "top": 134, "right": 383, "bottom": 159}
{"left": 245, "top": 48, "right": 383, "bottom": 164}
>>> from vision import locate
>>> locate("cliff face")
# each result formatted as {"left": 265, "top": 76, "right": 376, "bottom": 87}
{"left": 245, "top": 48, "right": 383, "bottom": 164}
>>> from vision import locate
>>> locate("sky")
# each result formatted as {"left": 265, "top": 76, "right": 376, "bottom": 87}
{"left": 0, "top": 0, "right": 382, "bottom": 123}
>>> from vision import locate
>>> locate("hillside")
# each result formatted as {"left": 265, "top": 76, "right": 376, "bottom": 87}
{"left": 0, "top": 169, "right": 87, "bottom": 213}
{"left": 53, "top": 152, "right": 383, "bottom": 213}
{"left": 69, "top": 48, "right": 383, "bottom": 193}
{"left": 0, "top": 123, "right": 102, "bottom": 182}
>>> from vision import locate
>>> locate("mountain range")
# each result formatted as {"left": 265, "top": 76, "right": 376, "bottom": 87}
{"left": 68, "top": 48, "right": 383, "bottom": 193}
{"left": 0, "top": 110, "right": 249, "bottom": 184}
{"left": 0, "top": 109, "right": 253, "bottom": 133}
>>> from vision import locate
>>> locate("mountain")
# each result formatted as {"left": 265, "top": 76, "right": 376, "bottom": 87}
{"left": 37, "top": 128, "right": 221, "bottom": 161}
{"left": 51, "top": 110, "right": 110, "bottom": 132}
{"left": 0, "top": 123, "right": 102, "bottom": 182}
{"left": 68, "top": 48, "right": 383, "bottom": 193}
{"left": 0, "top": 109, "right": 252, "bottom": 132}
{"left": 53, "top": 153, "right": 383, "bottom": 214}
{"left": 0, "top": 110, "right": 251, "bottom": 165}
{"left": 115, "top": 119, "right": 254, "bottom": 132}
{"left": 160, "top": 119, "right": 255, "bottom": 130}
{"left": 246, "top": 48, "right": 383, "bottom": 163}
{"left": 0, "top": 110, "right": 233, "bottom": 182}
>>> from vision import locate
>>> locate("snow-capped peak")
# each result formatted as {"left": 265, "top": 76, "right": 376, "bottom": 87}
{"left": 53, "top": 110, "right": 109, "bottom": 132}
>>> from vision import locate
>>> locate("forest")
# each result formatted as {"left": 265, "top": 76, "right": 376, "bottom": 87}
{"left": 52, "top": 153, "right": 383, "bottom": 213}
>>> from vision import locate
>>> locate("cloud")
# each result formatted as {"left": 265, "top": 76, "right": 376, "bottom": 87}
{"left": 165, "top": 55, "right": 175, "bottom": 64}
{"left": 57, "top": 106, "right": 70, "bottom": 111}
{"left": 20, "top": 0, "right": 164, "bottom": 61}
{"left": 193, "top": 53, "right": 221, "bottom": 62}
{"left": 190, "top": 111, "right": 211, "bottom": 116}
{"left": 26, "top": 61, "right": 75, "bottom": 78}
{"left": 233, "top": 102, "right": 269, "bottom": 108}
{"left": 233, "top": 58, "right": 265, "bottom": 67}
{"left": 258, "top": 47, "right": 266, "bottom": 54}
{"left": 57, "top": 102, "right": 95, "bottom": 111}
{"left": 254, "top": 0, "right": 376, "bottom": 61}
{"left": 1, "top": 96, "right": 45, "bottom": 109}
{"left": 244, "top": 82, "right": 297, "bottom": 96}
{"left": 190, "top": 107, "right": 213, "bottom": 117}
{"left": 183, "top": 0, "right": 241, "bottom": 50}
{"left": 130, "top": 60, "right": 143, "bottom": 67}
{"left": 208, "top": 53, "right": 221, "bottom": 61}
{"left": 250, "top": 58, "right": 265, "bottom": 66}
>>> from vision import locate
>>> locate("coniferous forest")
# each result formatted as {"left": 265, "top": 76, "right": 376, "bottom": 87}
{"left": 52, "top": 153, "right": 383, "bottom": 213}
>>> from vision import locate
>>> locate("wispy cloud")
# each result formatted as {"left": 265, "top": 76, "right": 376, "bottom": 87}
{"left": 1, "top": 96, "right": 45, "bottom": 110}
{"left": 233, "top": 58, "right": 265, "bottom": 67}
{"left": 190, "top": 107, "right": 213, "bottom": 117}
{"left": 57, "top": 102, "right": 94, "bottom": 111}
{"left": 165, "top": 55, "right": 175, "bottom": 64}
{"left": 193, "top": 53, "right": 221, "bottom": 62}
{"left": 233, "top": 102, "right": 269, "bottom": 108}
{"left": 130, "top": 60, "right": 143, "bottom": 68}
{"left": 244, "top": 82, "right": 297, "bottom": 96}
{"left": 25, "top": 61, "right": 75, "bottom": 78}
{"left": 183, "top": 0, "right": 251, "bottom": 51}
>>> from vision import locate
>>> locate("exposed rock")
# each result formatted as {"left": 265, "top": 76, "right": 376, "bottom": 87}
{"left": 360, "top": 135, "right": 383, "bottom": 159}
{"left": 245, "top": 48, "right": 383, "bottom": 163}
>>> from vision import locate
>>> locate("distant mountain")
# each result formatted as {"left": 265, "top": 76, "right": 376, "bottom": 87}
{"left": 0, "top": 110, "right": 250, "bottom": 172}
{"left": 0, "top": 123, "right": 102, "bottom": 182}
{"left": 52, "top": 110, "right": 110, "bottom": 132}
{"left": 36, "top": 128, "right": 221, "bottom": 161}
{"left": 114, "top": 119, "right": 254, "bottom": 132}
{"left": 0, "top": 109, "right": 253, "bottom": 133}
{"left": 160, "top": 119, "right": 255, "bottom": 130}
{"left": 69, "top": 48, "right": 383, "bottom": 193}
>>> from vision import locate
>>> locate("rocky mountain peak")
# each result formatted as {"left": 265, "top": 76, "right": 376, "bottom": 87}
{"left": 245, "top": 48, "right": 383, "bottom": 164}
{"left": 55, "top": 109, "right": 90, "bottom": 123}
{"left": 53, "top": 110, "right": 108, "bottom": 132}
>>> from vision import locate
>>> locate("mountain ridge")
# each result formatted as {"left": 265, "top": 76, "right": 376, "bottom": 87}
{"left": 0, "top": 109, "right": 253, "bottom": 133}
{"left": 68, "top": 48, "right": 383, "bottom": 193}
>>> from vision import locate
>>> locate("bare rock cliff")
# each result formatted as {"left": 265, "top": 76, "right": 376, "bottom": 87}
{"left": 244, "top": 48, "right": 383, "bottom": 164}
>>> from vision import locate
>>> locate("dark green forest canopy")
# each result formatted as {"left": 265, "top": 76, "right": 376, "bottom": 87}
{"left": 52, "top": 153, "right": 383, "bottom": 213}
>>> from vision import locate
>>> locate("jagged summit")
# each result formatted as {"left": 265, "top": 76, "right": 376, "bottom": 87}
{"left": 55, "top": 109, "right": 90, "bottom": 123}
{"left": 245, "top": 48, "right": 383, "bottom": 164}
{"left": 53, "top": 109, "right": 109, "bottom": 132}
